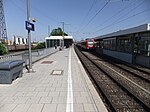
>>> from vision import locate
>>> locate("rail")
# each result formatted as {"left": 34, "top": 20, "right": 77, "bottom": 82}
{"left": 75, "top": 46, "right": 149, "bottom": 112}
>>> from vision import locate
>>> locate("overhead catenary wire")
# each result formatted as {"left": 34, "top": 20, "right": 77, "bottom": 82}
{"left": 19, "top": 0, "right": 60, "bottom": 24}
{"left": 75, "top": 0, "right": 132, "bottom": 39}
{"left": 90, "top": 0, "right": 147, "bottom": 35}
{"left": 78, "top": 0, "right": 111, "bottom": 34}
{"left": 76, "top": 0, "right": 97, "bottom": 32}
{"left": 9, "top": 0, "right": 61, "bottom": 29}
{"left": 83, "top": 0, "right": 111, "bottom": 31}
{"left": 30, "top": 4, "right": 60, "bottom": 24}
{"left": 6, "top": 0, "right": 150, "bottom": 41}
{"left": 9, "top": 0, "right": 48, "bottom": 26}
{"left": 92, "top": 8, "right": 150, "bottom": 34}
{"left": 7, "top": 0, "right": 56, "bottom": 42}
{"left": 94, "top": 0, "right": 138, "bottom": 29}
{"left": 9, "top": 0, "right": 26, "bottom": 13}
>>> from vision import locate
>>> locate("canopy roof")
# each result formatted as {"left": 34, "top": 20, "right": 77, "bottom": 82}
{"left": 45, "top": 36, "right": 73, "bottom": 40}
{"left": 94, "top": 23, "right": 150, "bottom": 40}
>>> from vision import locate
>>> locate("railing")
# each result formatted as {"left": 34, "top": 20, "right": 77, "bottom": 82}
{"left": 0, "top": 47, "right": 59, "bottom": 64}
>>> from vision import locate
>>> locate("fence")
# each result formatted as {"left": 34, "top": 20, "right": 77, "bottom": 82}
{"left": 0, "top": 47, "right": 58, "bottom": 64}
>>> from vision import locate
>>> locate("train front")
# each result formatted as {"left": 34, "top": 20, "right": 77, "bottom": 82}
{"left": 86, "top": 38, "right": 95, "bottom": 50}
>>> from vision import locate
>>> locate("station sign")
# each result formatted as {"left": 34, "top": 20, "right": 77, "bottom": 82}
{"left": 25, "top": 21, "right": 35, "bottom": 31}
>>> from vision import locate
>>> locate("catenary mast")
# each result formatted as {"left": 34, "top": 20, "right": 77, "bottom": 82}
{"left": 0, "top": 0, "right": 7, "bottom": 42}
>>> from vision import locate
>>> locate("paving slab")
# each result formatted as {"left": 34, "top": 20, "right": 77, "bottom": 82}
{"left": 0, "top": 46, "right": 108, "bottom": 112}
{"left": 42, "top": 104, "right": 57, "bottom": 112}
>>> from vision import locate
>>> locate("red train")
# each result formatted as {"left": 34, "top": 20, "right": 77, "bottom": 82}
{"left": 77, "top": 38, "right": 95, "bottom": 50}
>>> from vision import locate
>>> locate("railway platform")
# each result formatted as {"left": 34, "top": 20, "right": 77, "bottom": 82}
{"left": 0, "top": 46, "right": 108, "bottom": 112}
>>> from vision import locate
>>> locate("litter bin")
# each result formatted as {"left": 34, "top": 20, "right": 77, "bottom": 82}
{"left": 0, "top": 60, "right": 25, "bottom": 84}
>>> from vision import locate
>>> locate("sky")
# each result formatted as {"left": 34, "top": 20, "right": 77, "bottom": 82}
{"left": 3, "top": 0, "right": 150, "bottom": 41}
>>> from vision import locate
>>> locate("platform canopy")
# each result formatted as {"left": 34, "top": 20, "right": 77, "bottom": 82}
{"left": 94, "top": 23, "right": 150, "bottom": 40}
{"left": 45, "top": 36, "right": 73, "bottom": 40}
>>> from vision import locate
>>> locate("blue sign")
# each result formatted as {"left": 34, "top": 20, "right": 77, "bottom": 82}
{"left": 25, "top": 21, "right": 35, "bottom": 31}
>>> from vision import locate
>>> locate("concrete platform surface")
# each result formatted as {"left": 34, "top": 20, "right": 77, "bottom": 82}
{"left": 0, "top": 46, "right": 108, "bottom": 112}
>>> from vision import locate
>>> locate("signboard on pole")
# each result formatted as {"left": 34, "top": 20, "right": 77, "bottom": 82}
{"left": 25, "top": 21, "right": 35, "bottom": 31}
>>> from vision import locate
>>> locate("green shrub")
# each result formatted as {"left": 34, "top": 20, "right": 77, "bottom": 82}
{"left": 0, "top": 43, "right": 8, "bottom": 55}
{"left": 34, "top": 42, "right": 46, "bottom": 49}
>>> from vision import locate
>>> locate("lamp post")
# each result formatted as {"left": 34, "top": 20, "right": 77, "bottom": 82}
{"left": 27, "top": 0, "right": 32, "bottom": 72}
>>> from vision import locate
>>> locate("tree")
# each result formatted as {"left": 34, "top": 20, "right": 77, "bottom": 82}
{"left": 34, "top": 42, "right": 46, "bottom": 49}
{"left": 50, "top": 27, "right": 68, "bottom": 36}
{"left": 0, "top": 43, "right": 8, "bottom": 55}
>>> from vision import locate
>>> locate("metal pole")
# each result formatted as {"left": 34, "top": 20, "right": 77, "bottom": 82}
{"left": 27, "top": 0, "right": 32, "bottom": 72}
{"left": 62, "top": 22, "right": 64, "bottom": 49}
{"left": 45, "top": 39, "right": 47, "bottom": 48}
{"left": 48, "top": 25, "right": 50, "bottom": 48}
{"left": 48, "top": 25, "right": 50, "bottom": 36}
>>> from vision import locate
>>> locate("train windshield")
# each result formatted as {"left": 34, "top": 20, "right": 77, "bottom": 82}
{"left": 88, "top": 42, "right": 94, "bottom": 45}
{"left": 87, "top": 39, "right": 94, "bottom": 45}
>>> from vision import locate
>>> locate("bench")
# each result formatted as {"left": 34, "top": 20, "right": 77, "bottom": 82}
{"left": 0, "top": 60, "right": 24, "bottom": 84}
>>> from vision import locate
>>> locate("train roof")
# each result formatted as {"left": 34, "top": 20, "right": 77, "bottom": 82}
{"left": 45, "top": 36, "right": 73, "bottom": 40}
{"left": 94, "top": 23, "right": 150, "bottom": 40}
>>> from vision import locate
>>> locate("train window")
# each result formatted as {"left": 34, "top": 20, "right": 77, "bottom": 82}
{"left": 117, "top": 37, "right": 131, "bottom": 53}
{"left": 103, "top": 39, "right": 116, "bottom": 50}
{"left": 138, "top": 32, "right": 150, "bottom": 56}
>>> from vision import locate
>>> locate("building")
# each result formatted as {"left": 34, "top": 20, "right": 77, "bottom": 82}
{"left": 45, "top": 36, "right": 73, "bottom": 48}
{"left": 13, "top": 35, "right": 28, "bottom": 45}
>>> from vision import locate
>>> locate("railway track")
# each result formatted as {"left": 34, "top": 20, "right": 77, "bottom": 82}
{"left": 119, "top": 62, "right": 150, "bottom": 75}
{"left": 75, "top": 46, "right": 150, "bottom": 112}
{"left": 98, "top": 54, "right": 150, "bottom": 82}
{"left": 88, "top": 53, "right": 150, "bottom": 92}
{"left": 112, "top": 63, "right": 150, "bottom": 83}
